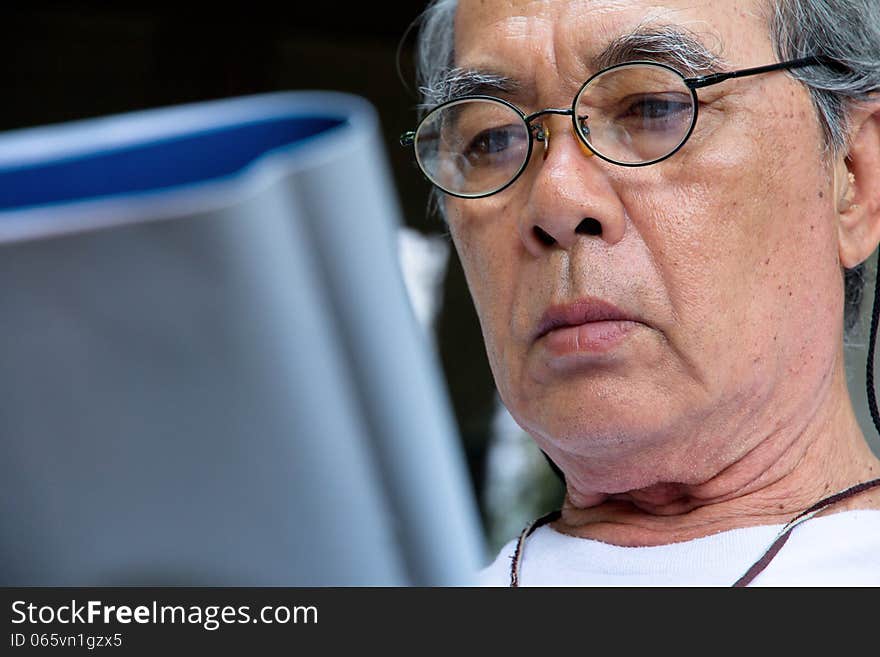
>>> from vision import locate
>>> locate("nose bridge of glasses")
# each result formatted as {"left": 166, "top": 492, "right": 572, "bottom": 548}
{"left": 525, "top": 108, "right": 593, "bottom": 159}
{"left": 525, "top": 107, "right": 572, "bottom": 136}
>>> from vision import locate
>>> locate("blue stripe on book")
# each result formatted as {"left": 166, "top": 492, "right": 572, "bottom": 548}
{"left": 0, "top": 115, "right": 345, "bottom": 211}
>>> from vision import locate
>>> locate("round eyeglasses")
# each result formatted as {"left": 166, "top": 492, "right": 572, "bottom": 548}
{"left": 400, "top": 57, "right": 821, "bottom": 199}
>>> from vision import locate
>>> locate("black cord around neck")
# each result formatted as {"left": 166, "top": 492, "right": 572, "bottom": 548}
{"left": 866, "top": 256, "right": 880, "bottom": 435}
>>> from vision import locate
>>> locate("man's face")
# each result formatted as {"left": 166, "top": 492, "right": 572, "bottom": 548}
{"left": 446, "top": 0, "right": 845, "bottom": 495}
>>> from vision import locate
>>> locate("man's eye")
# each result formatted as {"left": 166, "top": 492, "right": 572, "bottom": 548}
{"left": 617, "top": 94, "right": 692, "bottom": 125}
{"left": 464, "top": 126, "right": 523, "bottom": 161}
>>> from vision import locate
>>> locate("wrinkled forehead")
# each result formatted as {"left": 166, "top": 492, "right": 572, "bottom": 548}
{"left": 453, "top": 0, "right": 775, "bottom": 80}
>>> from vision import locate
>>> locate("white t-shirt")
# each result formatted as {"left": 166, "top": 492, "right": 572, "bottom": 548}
{"left": 479, "top": 510, "right": 880, "bottom": 586}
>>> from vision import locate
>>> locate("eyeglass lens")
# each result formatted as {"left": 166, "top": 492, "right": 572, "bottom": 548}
{"left": 415, "top": 98, "right": 531, "bottom": 197}
{"left": 577, "top": 63, "right": 695, "bottom": 165}
{"left": 415, "top": 63, "right": 696, "bottom": 197}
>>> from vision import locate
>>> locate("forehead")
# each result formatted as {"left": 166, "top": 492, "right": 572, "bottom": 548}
{"left": 454, "top": 0, "right": 774, "bottom": 76}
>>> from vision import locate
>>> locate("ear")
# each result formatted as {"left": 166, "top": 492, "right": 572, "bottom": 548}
{"left": 837, "top": 99, "right": 880, "bottom": 269}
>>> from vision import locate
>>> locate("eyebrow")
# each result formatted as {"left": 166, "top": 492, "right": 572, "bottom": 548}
{"left": 593, "top": 24, "right": 728, "bottom": 76}
{"left": 419, "top": 68, "right": 520, "bottom": 109}
{"left": 425, "top": 24, "right": 728, "bottom": 108}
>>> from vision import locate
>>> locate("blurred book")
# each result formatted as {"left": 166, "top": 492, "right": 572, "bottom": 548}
{"left": 0, "top": 91, "right": 485, "bottom": 585}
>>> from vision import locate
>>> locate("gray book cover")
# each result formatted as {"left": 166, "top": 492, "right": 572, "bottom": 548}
{"left": 0, "top": 91, "right": 485, "bottom": 586}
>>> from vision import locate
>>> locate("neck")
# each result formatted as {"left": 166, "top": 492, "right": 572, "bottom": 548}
{"left": 552, "top": 357, "right": 880, "bottom": 547}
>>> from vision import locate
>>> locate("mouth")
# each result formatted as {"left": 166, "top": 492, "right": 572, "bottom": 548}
{"left": 533, "top": 298, "right": 642, "bottom": 357}
{"left": 534, "top": 298, "right": 641, "bottom": 340}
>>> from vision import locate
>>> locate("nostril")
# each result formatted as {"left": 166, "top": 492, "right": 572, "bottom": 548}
{"left": 576, "top": 217, "right": 603, "bottom": 236}
{"left": 533, "top": 226, "right": 557, "bottom": 246}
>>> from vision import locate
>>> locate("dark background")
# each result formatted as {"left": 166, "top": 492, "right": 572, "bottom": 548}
{"left": 0, "top": 3, "right": 501, "bottom": 528}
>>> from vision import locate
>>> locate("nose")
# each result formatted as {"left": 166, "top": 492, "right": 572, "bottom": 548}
{"left": 519, "top": 118, "right": 626, "bottom": 256}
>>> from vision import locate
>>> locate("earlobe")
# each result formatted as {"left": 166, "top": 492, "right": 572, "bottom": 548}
{"left": 837, "top": 103, "right": 880, "bottom": 269}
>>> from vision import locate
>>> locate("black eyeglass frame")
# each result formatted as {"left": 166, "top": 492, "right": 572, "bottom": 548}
{"left": 400, "top": 56, "right": 822, "bottom": 199}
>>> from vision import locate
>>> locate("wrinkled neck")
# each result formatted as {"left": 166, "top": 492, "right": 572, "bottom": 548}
{"left": 552, "top": 357, "right": 880, "bottom": 547}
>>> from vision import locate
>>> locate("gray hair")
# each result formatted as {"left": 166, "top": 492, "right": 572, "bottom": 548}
{"left": 412, "top": 0, "right": 880, "bottom": 332}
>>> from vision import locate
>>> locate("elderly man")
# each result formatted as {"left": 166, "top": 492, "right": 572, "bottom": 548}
{"left": 401, "top": 0, "right": 880, "bottom": 585}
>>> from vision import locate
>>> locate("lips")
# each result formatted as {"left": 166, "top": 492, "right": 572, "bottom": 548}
{"left": 534, "top": 297, "right": 640, "bottom": 342}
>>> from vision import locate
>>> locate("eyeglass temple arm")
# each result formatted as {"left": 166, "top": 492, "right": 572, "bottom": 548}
{"left": 400, "top": 131, "right": 416, "bottom": 147}
{"left": 686, "top": 56, "right": 823, "bottom": 90}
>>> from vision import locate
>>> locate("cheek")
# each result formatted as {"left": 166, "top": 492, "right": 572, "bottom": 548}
{"left": 447, "top": 199, "right": 511, "bottom": 309}
{"left": 621, "top": 89, "right": 839, "bottom": 386}
{"left": 446, "top": 198, "right": 523, "bottom": 368}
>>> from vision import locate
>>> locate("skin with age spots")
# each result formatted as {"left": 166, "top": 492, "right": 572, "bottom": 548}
{"left": 444, "top": 0, "right": 880, "bottom": 546}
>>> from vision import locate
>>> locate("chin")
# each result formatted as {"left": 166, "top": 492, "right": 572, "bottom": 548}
{"left": 507, "top": 392, "right": 679, "bottom": 459}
